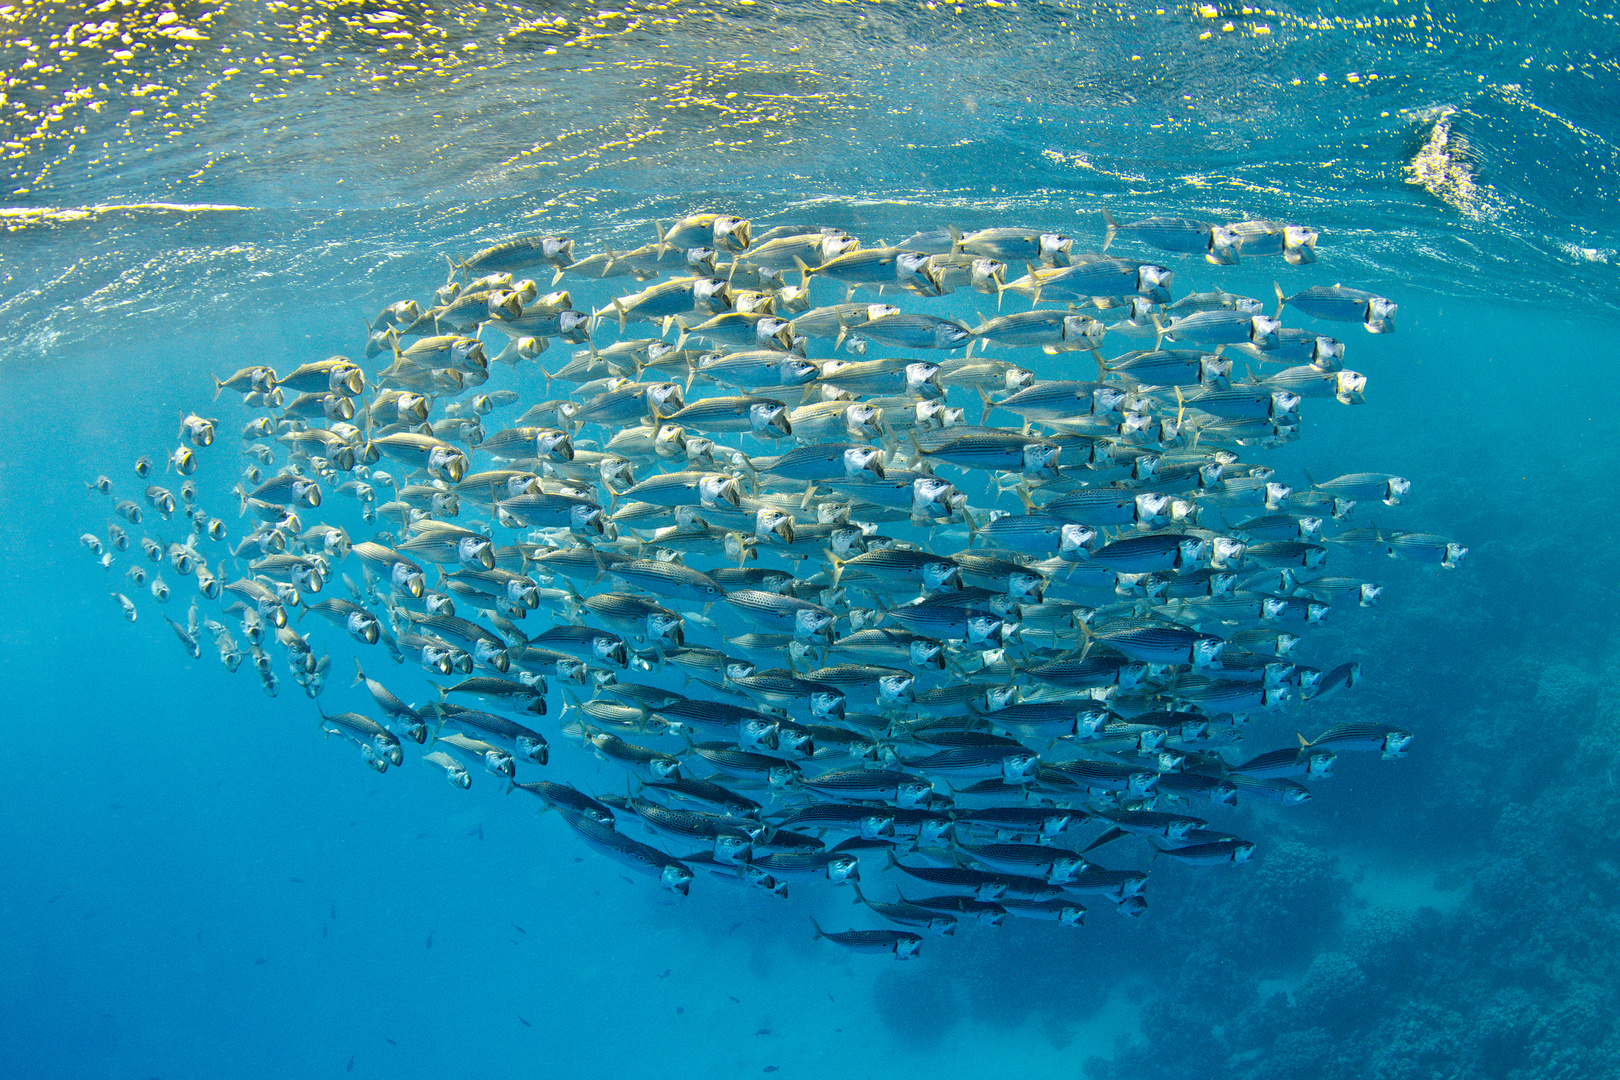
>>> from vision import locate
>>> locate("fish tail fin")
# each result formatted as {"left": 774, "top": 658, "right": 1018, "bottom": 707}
{"left": 1273, "top": 280, "right": 1286, "bottom": 320}
{"left": 233, "top": 483, "right": 248, "bottom": 517}
{"left": 352, "top": 657, "right": 368, "bottom": 687}
{"left": 429, "top": 680, "right": 449, "bottom": 699}
{"left": 906, "top": 428, "right": 925, "bottom": 463}
{"left": 946, "top": 223, "right": 964, "bottom": 251}
{"left": 442, "top": 252, "right": 458, "bottom": 282}
{"left": 426, "top": 708, "right": 448, "bottom": 742}
{"left": 611, "top": 296, "right": 628, "bottom": 333}
{"left": 988, "top": 269, "right": 1010, "bottom": 312}
{"left": 360, "top": 316, "right": 380, "bottom": 356}
{"left": 653, "top": 220, "right": 668, "bottom": 256}
{"left": 1152, "top": 313, "right": 1167, "bottom": 351}
{"left": 1101, "top": 208, "right": 1117, "bottom": 252}
{"left": 1076, "top": 615, "right": 1095, "bottom": 659}
{"left": 1077, "top": 345, "right": 1102, "bottom": 383}
{"left": 1302, "top": 468, "right": 1318, "bottom": 491}
{"left": 975, "top": 386, "right": 993, "bottom": 426}
{"left": 808, "top": 915, "right": 825, "bottom": 941}
{"left": 964, "top": 509, "right": 985, "bottom": 546}
{"left": 1082, "top": 826, "right": 1126, "bottom": 854}
{"left": 1023, "top": 261, "right": 1042, "bottom": 304}
{"left": 211, "top": 375, "right": 225, "bottom": 402}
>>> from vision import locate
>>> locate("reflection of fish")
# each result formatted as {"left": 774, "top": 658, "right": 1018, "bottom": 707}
{"left": 88, "top": 208, "right": 1456, "bottom": 955}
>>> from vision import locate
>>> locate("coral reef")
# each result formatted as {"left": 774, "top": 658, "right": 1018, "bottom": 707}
{"left": 1083, "top": 656, "right": 1620, "bottom": 1080}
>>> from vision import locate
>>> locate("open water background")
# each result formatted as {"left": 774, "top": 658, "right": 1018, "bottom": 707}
{"left": 3, "top": 2, "right": 1620, "bottom": 1077}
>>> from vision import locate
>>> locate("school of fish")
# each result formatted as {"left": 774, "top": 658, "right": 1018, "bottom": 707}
{"left": 83, "top": 209, "right": 1464, "bottom": 959}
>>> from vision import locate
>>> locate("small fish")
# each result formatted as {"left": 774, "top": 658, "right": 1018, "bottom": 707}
{"left": 1276, "top": 282, "right": 1396, "bottom": 333}
{"left": 1383, "top": 531, "right": 1467, "bottom": 568}
{"left": 809, "top": 917, "right": 921, "bottom": 959}
{"left": 1102, "top": 211, "right": 1240, "bottom": 265}
{"left": 74, "top": 208, "right": 1463, "bottom": 972}
{"left": 1230, "top": 220, "right": 1318, "bottom": 263}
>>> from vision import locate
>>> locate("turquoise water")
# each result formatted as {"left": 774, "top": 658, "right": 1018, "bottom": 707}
{"left": 4, "top": 2, "right": 1620, "bottom": 1078}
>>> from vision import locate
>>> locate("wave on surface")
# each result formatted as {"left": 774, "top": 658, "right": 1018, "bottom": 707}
{"left": 2, "top": 1, "right": 1617, "bottom": 328}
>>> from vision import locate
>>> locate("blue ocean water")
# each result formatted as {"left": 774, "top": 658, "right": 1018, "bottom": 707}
{"left": 3, "top": 2, "right": 1619, "bottom": 1078}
